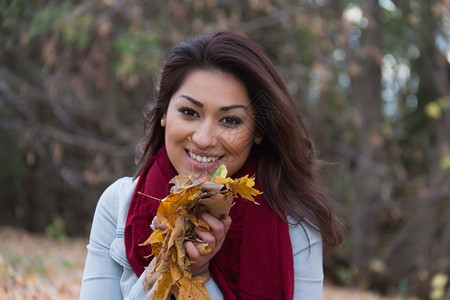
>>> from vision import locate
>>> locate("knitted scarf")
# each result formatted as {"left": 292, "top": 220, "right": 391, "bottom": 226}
{"left": 124, "top": 145, "right": 294, "bottom": 299}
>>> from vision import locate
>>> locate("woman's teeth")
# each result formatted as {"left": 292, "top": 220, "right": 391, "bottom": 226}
{"left": 190, "top": 153, "right": 220, "bottom": 163}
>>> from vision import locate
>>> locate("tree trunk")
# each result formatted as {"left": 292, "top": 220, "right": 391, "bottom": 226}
{"left": 346, "top": 0, "right": 386, "bottom": 284}
{"left": 386, "top": 1, "right": 450, "bottom": 296}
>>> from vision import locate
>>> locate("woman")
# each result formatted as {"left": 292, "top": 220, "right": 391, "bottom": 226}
{"left": 80, "top": 31, "right": 346, "bottom": 299}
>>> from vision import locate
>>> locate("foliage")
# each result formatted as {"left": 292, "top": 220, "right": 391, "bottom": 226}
{"left": 0, "top": 227, "right": 86, "bottom": 299}
{"left": 0, "top": 0, "right": 448, "bottom": 298}
{"left": 0, "top": 227, "right": 397, "bottom": 299}
{"left": 141, "top": 165, "right": 259, "bottom": 299}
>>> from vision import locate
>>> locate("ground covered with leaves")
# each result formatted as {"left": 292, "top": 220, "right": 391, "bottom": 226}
{"left": 0, "top": 227, "right": 86, "bottom": 299}
{"left": 0, "top": 226, "right": 416, "bottom": 300}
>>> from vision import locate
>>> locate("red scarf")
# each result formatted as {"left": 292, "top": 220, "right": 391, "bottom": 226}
{"left": 125, "top": 146, "right": 294, "bottom": 299}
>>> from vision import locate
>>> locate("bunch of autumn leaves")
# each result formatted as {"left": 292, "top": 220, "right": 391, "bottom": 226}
{"left": 139, "top": 165, "right": 261, "bottom": 300}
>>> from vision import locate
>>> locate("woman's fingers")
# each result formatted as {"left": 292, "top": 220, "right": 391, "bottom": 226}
{"left": 151, "top": 212, "right": 232, "bottom": 274}
{"left": 185, "top": 240, "right": 202, "bottom": 261}
{"left": 184, "top": 212, "right": 232, "bottom": 274}
{"left": 152, "top": 216, "right": 168, "bottom": 230}
{"left": 196, "top": 213, "right": 231, "bottom": 246}
{"left": 195, "top": 214, "right": 231, "bottom": 246}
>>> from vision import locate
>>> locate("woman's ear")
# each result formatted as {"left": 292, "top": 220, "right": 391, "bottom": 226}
{"left": 161, "top": 115, "right": 166, "bottom": 127}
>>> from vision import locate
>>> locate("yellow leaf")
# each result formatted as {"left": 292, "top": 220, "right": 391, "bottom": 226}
{"left": 169, "top": 253, "right": 183, "bottom": 282}
{"left": 157, "top": 201, "right": 172, "bottom": 227}
{"left": 214, "top": 176, "right": 233, "bottom": 184}
{"left": 152, "top": 242, "right": 162, "bottom": 256}
{"left": 173, "top": 188, "right": 198, "bottom": 208}
{"left": 195, "top": 242, "right": 211, "bottom": 255}
{"left": 187, "top": 190, "right": 202, "bottom": 201}
{"left": 175, "top": 239, "right": 188, "bottom": 268}
{"left": 155, "top": 272, "right": 174, "bottom": 300}
{"left": 139, "top": 228, "right": 167, "bottom": 247}
{"left": 228, "top": 175, "right": 261, "bottom": 203}
{"left": 177, "top": 276, "right": 211, "bottom": 300}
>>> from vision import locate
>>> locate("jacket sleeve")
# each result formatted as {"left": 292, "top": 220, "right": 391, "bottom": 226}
{"left": 80, "top": 178, "right": 130, "bottom": 300}
{"left": 290, "top": 218, "right": 324, "bottom": 300}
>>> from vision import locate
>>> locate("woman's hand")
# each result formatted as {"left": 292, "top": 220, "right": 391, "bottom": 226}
{"left": 151, "top": 213, "right": 232, "bottom": 280}
{"left": 185, "top": 212, "right": 232, "bottom": 276}
{"left": 151, "top": 216, "right": 168, "bottom": 231}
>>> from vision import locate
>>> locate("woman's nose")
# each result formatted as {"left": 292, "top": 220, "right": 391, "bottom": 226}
{"left": 192, "top": 120, "right": 217, "bottom": 149}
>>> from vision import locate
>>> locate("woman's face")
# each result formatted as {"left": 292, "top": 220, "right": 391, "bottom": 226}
{"left": 164, "top": 69, "right": 256, "bottom": 178}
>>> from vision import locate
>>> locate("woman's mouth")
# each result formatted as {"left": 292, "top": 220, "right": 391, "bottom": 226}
{"left": 189, "top": 152, "right": 221, "bottom": 163}
{"left": 186, "top": 150, "right": 223, "bottom": 163}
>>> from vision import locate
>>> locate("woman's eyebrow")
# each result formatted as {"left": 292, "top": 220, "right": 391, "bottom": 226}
{"left": 219, "top": 105, "right": 247, "bottom": 111}
{"left": 180, "top": 95, "right": 203, "bottom": 107}
{"left": 180, "top": 95, "right": 248, "bottom": 111}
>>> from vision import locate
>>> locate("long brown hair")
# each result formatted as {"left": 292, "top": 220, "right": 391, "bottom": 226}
{"left": 135, "top": 31, "right": 346, "bottom": 252}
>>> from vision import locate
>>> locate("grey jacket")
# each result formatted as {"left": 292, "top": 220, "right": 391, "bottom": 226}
{"left": 79, "top": 177, "right": 323, "bottom": 299}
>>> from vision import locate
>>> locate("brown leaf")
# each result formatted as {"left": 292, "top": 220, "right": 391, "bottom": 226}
{"left": 144, "top": 270, "right": 160, "bottom": 293}
{"left": 168, "top": 217, "right": 185, "bottom": 250}
{"left": 187, "top": 215, "right": 210, "bottom": 231}
{"left": 198, "top": 193, "right": 234, "bottom": 219}
{"left": 200, "top": 181, "right": 224, "bottom": 194}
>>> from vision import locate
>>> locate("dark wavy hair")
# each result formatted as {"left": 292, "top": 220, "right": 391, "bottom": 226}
{"left": 135, "top": 31, "right": 346, "bottom": 252}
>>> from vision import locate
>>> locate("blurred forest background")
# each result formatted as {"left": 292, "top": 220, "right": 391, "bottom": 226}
{"left": 0, "top": 0, "right": 448, "bottom": 299}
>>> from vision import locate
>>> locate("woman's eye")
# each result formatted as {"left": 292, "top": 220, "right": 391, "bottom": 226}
{"left": 221, "top": 116, "right": 241, "bottom": 125}
{"left": 179, "top": 108, "right": 199, "bottom": 117}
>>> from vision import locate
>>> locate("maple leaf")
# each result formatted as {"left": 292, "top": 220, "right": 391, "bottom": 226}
{"left": 215, "top": 174, "right": 261, "bottom": 203}
{"left": 214, "top": 176, "right": 233, "bottom": 185}
{"left": 176, "top": 276, "right": 210, "bottom": 300}
{"left": 227, "top": 175, "right": 261, "bottom": 203}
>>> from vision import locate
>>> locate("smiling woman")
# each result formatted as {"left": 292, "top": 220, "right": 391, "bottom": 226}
{"left": 80, "top": 31, "right": 346, "bottom": 300}
{"left": 164, "top": 69, "right": 255, "bottom": 178}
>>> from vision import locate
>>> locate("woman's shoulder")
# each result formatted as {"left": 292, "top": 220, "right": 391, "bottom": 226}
{"left": 98, "top": 177, "right": 137, "bottom": 207}
{"left": 96, "top": 177, "right": 138, "bottom": 228}
{"left": 103, "top": 176, "right": 137, "bottom": 194}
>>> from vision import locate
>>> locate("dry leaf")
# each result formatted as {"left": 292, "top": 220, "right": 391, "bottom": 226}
{"left": 141, "top": 164, "right": 260, "bottom": 299}
{"left": 215, "top": 175, "right": 261, "bottom": 203}
{"left": 194, "top": 242, "right": 211, "bottom": 255}
{"left": 198, "top": 193, "right": 234, "bottom": 219}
